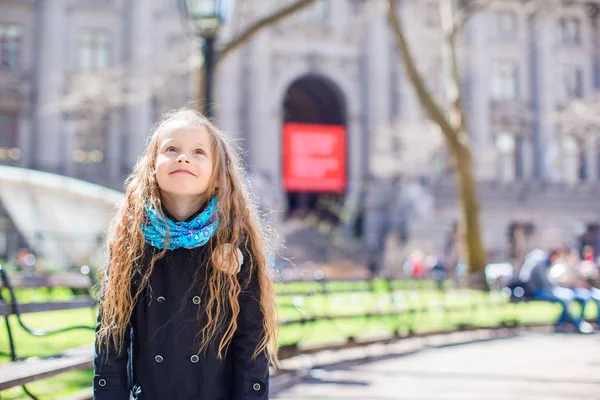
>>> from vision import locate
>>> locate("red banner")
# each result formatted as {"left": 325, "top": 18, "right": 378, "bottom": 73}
{"left": 283, "top": 123, "right": 346, "bottom": 193}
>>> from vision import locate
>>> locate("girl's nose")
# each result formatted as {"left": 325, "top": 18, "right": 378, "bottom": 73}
{"left": 176, "top": 153, "right": 190, "bottom": 163}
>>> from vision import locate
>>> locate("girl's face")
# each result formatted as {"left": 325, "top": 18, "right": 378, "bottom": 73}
{"left": 155, "top": 121, "right": 214, "bottom": 200}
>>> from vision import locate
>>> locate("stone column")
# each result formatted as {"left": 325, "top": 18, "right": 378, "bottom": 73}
{"left": 365, "top": 0, "right": 391, "bottom": 177}
{"left": 468, "top": 10, "right": 493, "bottom": 180}
{"left": 126, "top": 0, "right": 154, "bottom": 166}
{"left": 107, "top": 114, "right": 121, "bottom": 185}
{"left": 215, "top": 49, "right": 242, "bottom": 139}
{"left": 247, "top": 26, "right": 273, "bottom": 178}
{"left": 35, "top": 0, "right": 68, "bottom": 173}
{"left": 531, "top": 9, "right": 558, "bottom": 181}
{"left": 396, "top": 1, "right": 422, "bottom": 121}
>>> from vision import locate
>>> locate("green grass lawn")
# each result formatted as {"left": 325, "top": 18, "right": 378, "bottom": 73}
{"left": 1, "top": 282, "right": 597, "bottom": 399}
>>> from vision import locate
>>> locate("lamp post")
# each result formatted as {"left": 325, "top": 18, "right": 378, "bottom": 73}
{"left": 181, "top": 0, "right": 227, "bottom": 118}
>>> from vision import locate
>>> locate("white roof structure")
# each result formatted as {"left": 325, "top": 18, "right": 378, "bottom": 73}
{"left": 0, "top": 166, "right": 124, "bottom": 268}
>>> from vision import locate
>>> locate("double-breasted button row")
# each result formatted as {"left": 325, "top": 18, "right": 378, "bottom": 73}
{"left": 154, "top": 296, "right": 200, "bottom": 304}
{"left": 154, "top": 354, "right": 202, "bottom": 363}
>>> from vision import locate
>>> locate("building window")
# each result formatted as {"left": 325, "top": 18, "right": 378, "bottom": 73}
{"left": 73, "top": 121, "right": 107, "bottom": 164}
{"left": 425, "top": 3, "right": 440, "bottom": 27}
{"left": 0, "top": 24, "right": 22, "bottom": 69}
{"left": 491, "top": 60, "right": 519, "bottom": 101}
{"left": 0, "top": 112, "right": 19, "bottom": 162}
{"left": 496, "top": 132, "right": 516, "bottom": 183}
{"left": 348, "top": 0, "right": 362, "bottom": 15}
{"left": 77, "top": 29, "right": 111, "bottom": 71}
{"left": 515, "top": 135, "right": 524, "bottom": 180}
{"left": 595, "top": 58, "right": 600, "bottom": 90}
{"left": 563, "top": 135, "right": 580, "bottom": 184}
{"left": 302, "top": 1, "right": 329, "bottom": 22}
{"left": 596, "top": 144, "right": 600, "bottom": 182}
{"left": 491, "top": 10, "right": 517, "bottom": 40}
{"left": 558, "top": 64, "right": 583, "bottom": 103}
{"left": 558, "top": 16, "right": 582, "bottom": 46}
{"left": 579, "top": 147, "right": 587, "bottom": 181}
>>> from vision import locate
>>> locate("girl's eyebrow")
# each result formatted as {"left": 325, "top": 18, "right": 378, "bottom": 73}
{"left": 158, "top": 140, "right": 176, "bottom": 150}
{"left": 159, "top": 140, "right": 210, "bottom": 154}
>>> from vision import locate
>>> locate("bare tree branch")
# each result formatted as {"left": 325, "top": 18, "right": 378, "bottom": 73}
{"left": 387, "top": 0, "right": 459, "bottom": 146}
{"left": 440, "top": 0, "right": 468, "bottom": 138}
{"left": 451, "top": 0, "right": 491, "bottom": 40}
{"left": 387, "top": 0, "right": 487, "bottom": 280}
{"left": 216, "top": 0, "right": 320, "bottom": 66}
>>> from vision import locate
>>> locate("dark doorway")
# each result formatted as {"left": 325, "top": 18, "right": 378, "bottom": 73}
{"left": 283, "top": 75, "right": 347, "bottom": 223}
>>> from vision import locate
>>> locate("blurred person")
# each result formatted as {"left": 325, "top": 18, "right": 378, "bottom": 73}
{"left": 407, "top": 250, "right": 424, "bottom": 279}
{"left": 431, "top": 255, "right": 448, "bottom": 290}
{"left": 558, "top": 254, "right": 600, "bottom": 330}
{"left": 522, "top": 248, "right": 593, "bottom": 334}
{"left": 93, "top": 108, "right": 277, "bottom": 399}
{"left": 583, "top": 245, "right": 596, "bottom": 263}
{"left": 556, "top": 247, "right": 590, "bottom": 317}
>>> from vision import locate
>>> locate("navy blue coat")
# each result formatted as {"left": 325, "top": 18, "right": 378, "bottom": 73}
{"left": 93, "top": 242, "right": 269, "bottom": 400}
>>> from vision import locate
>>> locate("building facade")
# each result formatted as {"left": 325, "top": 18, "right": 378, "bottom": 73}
{"left": 2, "top": 0, "right": 600, "bottom": 264}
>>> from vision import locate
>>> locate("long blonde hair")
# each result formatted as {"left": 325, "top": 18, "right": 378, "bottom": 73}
{"left": 96, "top": 108, "right": 278, "bottom": 365}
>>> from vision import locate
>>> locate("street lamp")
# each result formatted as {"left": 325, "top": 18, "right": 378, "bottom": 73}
{"left": 180, "top": 0, "right": 228, "bottom": 118}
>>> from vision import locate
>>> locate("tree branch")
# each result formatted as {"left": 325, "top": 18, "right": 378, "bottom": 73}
{"left": 450, "top": 0, "right": 491, "bottom": 41}
{"left": 216, "top": 0, "right": 319, "bottom": 67}
{"left": 387, "top": 0, "right": 459, "bottom": 146}
{"left": 440, "top": 0, "right": 468, "bottom": 137}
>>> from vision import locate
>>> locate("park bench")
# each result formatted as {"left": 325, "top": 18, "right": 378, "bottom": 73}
{"left": 0, "top": 264, "right": 97, "bottom": 398}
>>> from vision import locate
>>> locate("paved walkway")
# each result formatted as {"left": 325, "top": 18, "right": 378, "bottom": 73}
{"left": 273, "top": 333, "right": 600, "bottom": 400}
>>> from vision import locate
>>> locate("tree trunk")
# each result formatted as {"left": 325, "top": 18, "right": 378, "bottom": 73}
{"left": 452, "top": 142, "right": 487, "bottom": 286}
{"left": 387, "top": 0, "right": 488, "bottom": 288}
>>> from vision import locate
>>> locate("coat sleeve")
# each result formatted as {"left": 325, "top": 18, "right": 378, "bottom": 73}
{"left": 93, "top": 270, "right": 132, "bottom": 399}
{"left": 230, "top": 253, "right": 270, "bottom": 400}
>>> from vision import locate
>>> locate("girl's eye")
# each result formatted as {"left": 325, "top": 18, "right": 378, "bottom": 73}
{"left": 193, "top": 149, "right": 205, "bottom": 155}
{"left": 166, "top": 147, "right": 178, "bottom": 153}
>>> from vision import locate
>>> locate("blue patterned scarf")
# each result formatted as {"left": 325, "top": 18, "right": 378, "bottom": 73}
{"left": 142, "top": 197, "right": 220, "bottom": 250}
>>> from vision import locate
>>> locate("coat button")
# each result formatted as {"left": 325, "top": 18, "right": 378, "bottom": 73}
{"left": 98, "top": 379, "right": 106, "bottom": 387}
{"left": 157, "top": 296, "right": 165, "bottom": 303}
{"left": 192, "top": 296, "right": 201, "bottom": 305}
{"left": 253, "top": 383, "right": 261, "bottom": 391}
{"left": 190, "top": 355, "right": 199, "bottom": 363}
{"left": 155, "top": 355, "right": 163, "bottom": 363}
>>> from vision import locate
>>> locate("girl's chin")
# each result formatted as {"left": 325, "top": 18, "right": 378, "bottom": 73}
{"left": 159, "top": 189, "right": 210, "bottom": 198}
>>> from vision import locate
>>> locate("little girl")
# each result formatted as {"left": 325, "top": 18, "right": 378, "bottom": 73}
{"left": 93, "top": 108, "right": 278, "bottom": 399}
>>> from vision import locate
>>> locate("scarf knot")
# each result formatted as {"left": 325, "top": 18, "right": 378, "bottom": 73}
{"left": 142, "top": 197, "right": 220, "bottom": 250}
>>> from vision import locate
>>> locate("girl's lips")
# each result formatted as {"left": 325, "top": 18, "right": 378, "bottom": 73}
{"left": 170, "top": 169, "right": 196, "bottom": 176}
